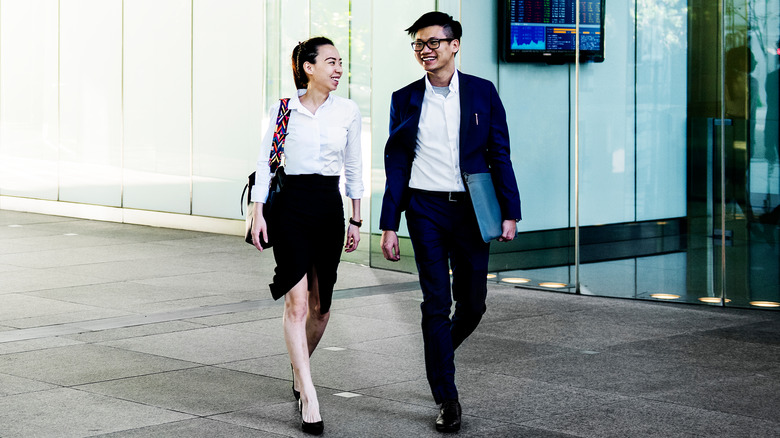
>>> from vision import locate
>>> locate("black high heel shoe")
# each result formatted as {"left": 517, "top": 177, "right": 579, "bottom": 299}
{"left": 298, "top": 399, "right": 324, "bottom": 435}
{"left": 291, "top": 364, "right": 300, "bottom": 401}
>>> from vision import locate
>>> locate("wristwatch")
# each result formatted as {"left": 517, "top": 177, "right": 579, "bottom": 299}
{"left": 349, "top": 218, "right": 362, "bottom": 227}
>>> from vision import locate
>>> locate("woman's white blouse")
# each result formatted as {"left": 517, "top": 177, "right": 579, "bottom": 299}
{"left": 251, "top": 91, "right": 363, "bottom": 203}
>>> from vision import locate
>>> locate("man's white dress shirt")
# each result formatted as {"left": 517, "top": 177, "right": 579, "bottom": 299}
{"left": 409, "top": 72, "right": 464, "bottom": 192}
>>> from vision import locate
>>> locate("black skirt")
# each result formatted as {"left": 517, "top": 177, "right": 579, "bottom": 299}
{"left": 269, "top": 174, "right": 344, "bottom": 313}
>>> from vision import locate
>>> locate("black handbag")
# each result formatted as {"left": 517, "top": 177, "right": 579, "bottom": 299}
{"left": 243, "top": 98, "right": 291, "bottom": 248}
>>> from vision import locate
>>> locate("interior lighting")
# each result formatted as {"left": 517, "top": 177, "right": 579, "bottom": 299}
{"left": 750, "top": 301, "right": 780, "bottom": 308}
{"left": 698, "top": 297, "right": 731, "bottom": 304}
{"left": 539, "top": 282, "right": 567, "bottom": 288}
{"left": 486, "top": 273, "right": 497, "bottom": 279}
{"left": 501, "top": 277, "right": 530, "bottom": 284}
{"left": 650, "top": 293, "right": 680, "bottom": 300}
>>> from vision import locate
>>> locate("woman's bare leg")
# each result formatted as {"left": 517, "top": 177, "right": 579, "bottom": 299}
{"left": 305, "top": 267, "right": 330, "bottom": 356}
{"left": 284, "top": 275, "right": 321, "bottom": 423}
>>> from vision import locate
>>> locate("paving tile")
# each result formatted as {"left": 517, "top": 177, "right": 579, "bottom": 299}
{"left": 0, "top": 344, "right": 198, "bottom": 386}
{"left": 164, "top": 247, "right": 278, "bottom": 276}
{"left": 520, "top": 397, "right": 780, "bottom": 438}
{"left": 318, "top": 312, "right": 420, "bottom": 347}
{"left": 646, "top": 372, "right": 780, "bottom": 422}
{"left": 0, "top": 211, "right": 71, "bottom": 226}
{"left": 79, "top": 366, "right": 290, "bottom": 417}
{"left": 134, "top": 270, "right": 269, "bottom": 296}
{"left": 345, "top": 332, "right": 425, "bottom": 362}
{"left": 64, "top": 321, "right": 207, "bottom": 344}
{"left": 1, "top": 211, "right": 779, "bottom": 438}
{"left": 697, "top": 319, "right": 780, "bottom": 346}
{"left": 184, "top": 304, "right": 285, "bottom": 326}
{"left": 43, "top": 258, "right": 212, "bottom": 282}
{"left": 0, "top": 387, "right": 191, "bottom": 437}
{"left": 478, "top": 310, "right": 676, "bottom": 350}
{"left": 0, "top": 242, "right": 188, "bottom": 269}
{"left": 0, "top": 336, "right": 83, "bottom": 355}
{"left": 2, "top": 307, "right": 133, "bottom": 330}
{"left": 0, "top": 372, "right": 56, "bottom": 396}
{"left": 28, "top": 281, "right": 223, "bottom": 312}
{"left": 215, "top": 392, "right": 504, "bottom": 438}
{"left": 100, "top": 326, "right": 286, "bottom": 365}
{"left": 357, "top": 375, "right": 439, "bottom": 407}
{"left": 94, "top": 417, "right": 276, "bottom": 437}
{"left": 606, "top": 333, "right": 780, "bottom": 374}
{"left": 0, "top": 233, "right": 132, "bottom": 253}
{"left": 467, "top": 424, "right": 582, "bottom": 437}
{"left": 329, "top": 289, "right": 421, "bottom": 311}
{"left": 456, "top": 331, "right": 575, "bottom": 371}
{"left": 0, "top": 268, "right": 111, "bottom": 295}
{"left": 0, "top": 293, "right": 115, "bottom": 323}
{"left": 0, "top": 263, "right": 23, "bottom": 272}
{"left": 333, "top": 262, "right": 420, "bottom": 289}
{"left": 455, "top": 369, "right": 627, "bottom": 424}
{"left": 466, "top": 347, "right": 713, "bottom": 398}
{"left": 332, "top": 297, "right": 424, "bottom": 326}
{"left": 222, "top": 346, "right": 426, "bottom": 393}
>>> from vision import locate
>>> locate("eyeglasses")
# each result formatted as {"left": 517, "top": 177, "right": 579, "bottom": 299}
{"left": 411, "top": 38, "right": 455, "bottom": 52}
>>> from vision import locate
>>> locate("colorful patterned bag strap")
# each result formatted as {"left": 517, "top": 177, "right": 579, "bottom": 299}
{"left": 268, "top": 98, "right": 291, "bottom": 174}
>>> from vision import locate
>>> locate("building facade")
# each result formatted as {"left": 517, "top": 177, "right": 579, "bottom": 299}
{"left": 0, "top": 0, "right": 777, "bottom": 309}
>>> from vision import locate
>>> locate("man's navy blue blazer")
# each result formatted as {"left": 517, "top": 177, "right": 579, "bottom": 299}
{"left": 379, "top": 71, "right": 522, "bottom": 231}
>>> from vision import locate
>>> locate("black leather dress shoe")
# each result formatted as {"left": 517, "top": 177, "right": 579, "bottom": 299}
{"left": 435, "top": 399, "right": 461, "bottom": 433}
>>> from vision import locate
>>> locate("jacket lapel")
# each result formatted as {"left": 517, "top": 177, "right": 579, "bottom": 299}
{"left": 458, "top": 72, "right": 473, "bottom": 158}
{"left": 408, "top": 78, "right": 425, "bottom": 120}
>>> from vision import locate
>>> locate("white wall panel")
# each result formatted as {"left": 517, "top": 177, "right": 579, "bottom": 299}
{"left": 311, "top": 0, "right": 350, "bottom": 99}
{"left": 59, "top": 0, "right": 123, "bottom": 206}
{"left": 0, "top": 0, "right": 59, "bottom": 199}
{"left": 123, "top": 0, "right": 192, "bottom": 214}
{"left": 192, "top": 0, "right": 263, "bottom": 219}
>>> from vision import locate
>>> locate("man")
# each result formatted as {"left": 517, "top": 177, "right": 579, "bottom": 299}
{"left": 379, "top": 11, "right": 522, "bottom": 434}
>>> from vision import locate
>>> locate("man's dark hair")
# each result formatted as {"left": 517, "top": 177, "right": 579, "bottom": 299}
{"left": 405, "top": 11, "right": 462, "bottom": 40}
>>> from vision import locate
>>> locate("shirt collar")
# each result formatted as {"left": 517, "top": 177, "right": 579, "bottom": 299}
{"left": 424, "top": 70, "right": 460, "bottom": 95}
{"left": 288, "top": 89, "right": 333, "bottom": 114}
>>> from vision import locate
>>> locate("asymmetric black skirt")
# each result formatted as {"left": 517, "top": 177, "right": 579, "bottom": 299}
{"left": 268, "top": 174, "right": 344, "bottom": 313}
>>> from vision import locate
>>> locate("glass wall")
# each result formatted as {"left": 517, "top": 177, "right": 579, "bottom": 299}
{"left": 0, "top": 1, "right": 776, "bottom": 309}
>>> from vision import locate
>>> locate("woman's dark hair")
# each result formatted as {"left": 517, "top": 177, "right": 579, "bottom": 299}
{"left": 404, "top": 11, "right": 462, "bottom": 40}
{"left": 292, "top": 37, "right": 335, "bottom": 90}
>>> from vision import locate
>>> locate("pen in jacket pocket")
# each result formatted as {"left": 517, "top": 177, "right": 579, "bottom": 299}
{"left": 475, "top": 113, "right": 479, "bottom": 125}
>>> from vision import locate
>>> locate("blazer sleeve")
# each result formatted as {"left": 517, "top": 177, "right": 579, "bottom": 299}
{"left": 485, "top": 82, "right": 522, "bottom": 221}
{"left": 379, "top": 90, "right": 415, "bottom": 231}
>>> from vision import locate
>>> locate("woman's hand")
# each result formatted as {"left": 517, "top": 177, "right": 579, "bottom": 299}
{"left": 251, "top": 202, "right": 269, "bottom": 251}
{"left": 344, "top": 223, "right": 360, "bottom": 252}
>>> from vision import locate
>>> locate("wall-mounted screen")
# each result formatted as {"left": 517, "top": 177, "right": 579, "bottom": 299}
{"left": 500, "top": 0, "right": 605, "bottom": 63}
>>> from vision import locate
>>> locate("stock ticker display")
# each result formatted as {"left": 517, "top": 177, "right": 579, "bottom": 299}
{"left": 509, "top": 0, "right": 602, "bottom": 54}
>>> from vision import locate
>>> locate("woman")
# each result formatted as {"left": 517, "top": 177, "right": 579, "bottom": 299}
{"left": 250, "top": 37, "right": 362, "bottom": 435}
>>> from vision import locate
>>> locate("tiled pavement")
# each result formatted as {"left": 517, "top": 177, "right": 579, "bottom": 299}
{"left": 1, "top": 210, "right": 779, "bottom": 437}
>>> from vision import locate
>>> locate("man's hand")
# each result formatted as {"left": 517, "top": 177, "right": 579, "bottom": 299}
{"left": 380, "top": 230, "right": 401, "bottom": 261}
{"left": 497, "top": 219, "right": 516, "bottom": 242}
